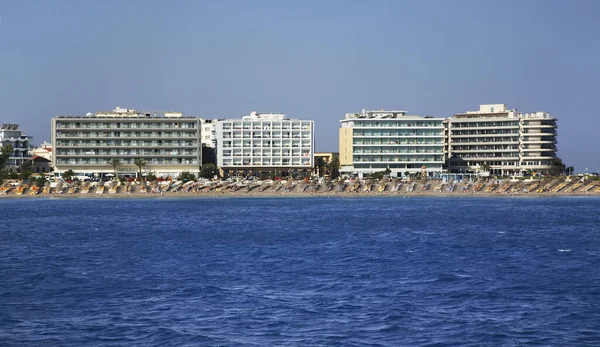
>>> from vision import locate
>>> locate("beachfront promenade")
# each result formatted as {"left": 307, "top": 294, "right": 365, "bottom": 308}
{"left": 1, "top": 177, "right": 599, "bottom": 198}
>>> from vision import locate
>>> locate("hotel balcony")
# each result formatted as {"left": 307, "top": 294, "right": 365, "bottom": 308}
{"left": 56, "top": 152, "right": 198, "bottom": 157}
{"left": 450, "top": 148, "right": 518, "bottom": 153}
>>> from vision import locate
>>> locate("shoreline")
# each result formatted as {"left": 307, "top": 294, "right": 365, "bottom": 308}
{"left": 1, "top": 191, "right": 598, "bottom": 199}
{"left": 1, "top": 178, "right": 598, "bottom": 199}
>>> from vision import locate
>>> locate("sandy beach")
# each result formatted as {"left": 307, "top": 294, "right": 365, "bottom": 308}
{"left": 1, "top": 178, "right": 598, "bottom": 199}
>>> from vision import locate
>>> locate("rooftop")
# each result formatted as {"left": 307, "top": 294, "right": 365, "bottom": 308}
{"left": 242, "top": 112, "right": 287, "bottom": 121}
{"left": 56, "top": 107, "right": 191, "bottom": 119}
{"left": 343, "top": 109, "right": 442, "bottom": 121}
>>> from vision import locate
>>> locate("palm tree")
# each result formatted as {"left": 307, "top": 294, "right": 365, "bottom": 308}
{"left": 109, "top": 158, "right": 121, "bottom": 179}
{"left": 328, "top": 156, "right": 340, "bottom": 179}
{"left": 314, "top": 157, "right": 326, "bottom": 177}
{"left": 134, "top": 158, "right": 148, "bottom": 181}
{"left": 0, "top": 144, "right": 13, "bottom": 169}
{"left": 480, "top": 162, "right": 490, "bottom": 173}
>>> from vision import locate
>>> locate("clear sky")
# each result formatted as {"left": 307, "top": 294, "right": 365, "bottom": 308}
{"left": 0, "top": 0, "right": 598, "bottom": 172}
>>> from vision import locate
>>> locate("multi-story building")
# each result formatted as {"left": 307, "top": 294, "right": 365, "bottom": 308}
{"left": 0, "top": 124, "right": 32, "bottom": 172}
{"left": 339, "top": 109, "right": 445, "bottom": 178}
{"left": 215, "top": 112, "right": 314, "bottom": 177}
{"left": 446, "top": 104, "right": 557, "bottom": 176}
{"left": 52, "top": 107, "right": 202, "bottom": 178}
{"left": 199, "top": 118, "right": 219, "bottom": 148}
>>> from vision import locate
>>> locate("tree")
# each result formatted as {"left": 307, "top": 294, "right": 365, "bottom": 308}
{"left": 328, "top": 156, "right": 340, "bottom": 179}
{"left": 549, "top": 157, "right": 566, "bottom": 175}
{"left": 0, "top": 144, "right": 13, "bottom": 169}
{"left": 177, "top": 171, "right": 196, "bottom": 182}
{"left": 19, "top": 169, "right": 32, "bottom": 181}
{"left": 314, "top": 157, "right": 326, "bottom": 177}
{"left": 199, "top": 163, "right": 218, "bottom": 179}
{"left": 145, "top": 171, "right": 157, "bottom": 181}
{"left": 109, "top": 158, "right": 121, "bottom": 178}
{"left": 35, "top": 176, "right": 47, "bottom": 187}
{"left": 62, "top": 169, "right": 75, "bottom": 180}
{"left": 18, "top": 159, "right": 33, "bottom": 173}
{"left": 134, "top": 158, "right": 148, "bottom": 180}
{"left": 480, "top": 162, "right": 490, "bottom": 173}
{"left": 565, "top": 166, "right": 575, "bottom": 175}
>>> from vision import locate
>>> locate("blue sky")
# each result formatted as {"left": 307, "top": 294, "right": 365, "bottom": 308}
{"left": 0, "top": 0, "right": 598, "bottom": 171}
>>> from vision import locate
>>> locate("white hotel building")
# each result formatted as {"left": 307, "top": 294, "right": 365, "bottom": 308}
{"left": 446, "top": 104, "right": 558, "bottom": 176}
{"left": 215, "top": 112, "right": 314, "bottom": 176}
{"left": 339, "top": 109, "right": 445, "bottom": 177}
{"left": 52, "top": 107, "right": 202, "bottom": 178}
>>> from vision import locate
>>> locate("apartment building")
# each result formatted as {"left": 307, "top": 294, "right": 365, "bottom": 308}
{"left": 215, "top": 112, "right": 314, "bottom": 177}
{"left": 446, "top": 104, "right": 557, "bottom": 176}
{"left": 51, "top": 107, "right": 202, "bottom": 178}
{"left": 339, "top": 109, "right": 445, "bottom": 178}
{"left": 0, "top": 124, "right": 32, "bottom": 172}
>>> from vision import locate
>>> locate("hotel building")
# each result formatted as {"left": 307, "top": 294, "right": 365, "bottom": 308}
{"left": 446, "top": 104, "right": 558, "bottom": 176}
{"left": 51, "top": 107, "right": 202, "bottom": 178}
{"left": 215, "top": 112, "right": 314, "bottom": 176}
{"left": 0, "top": 124, "right": 32, "bottom": 172}
{"left": 339, "top": 109, "right": 445, "bottom": 177}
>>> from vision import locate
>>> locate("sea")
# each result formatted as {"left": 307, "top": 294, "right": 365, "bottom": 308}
{"left": 1, "top": 196, "right": 600, "bottom": 346}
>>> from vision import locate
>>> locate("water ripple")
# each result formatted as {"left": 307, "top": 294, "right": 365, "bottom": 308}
{"left": 1, "top": 197, "right": 600, "bottom": 346}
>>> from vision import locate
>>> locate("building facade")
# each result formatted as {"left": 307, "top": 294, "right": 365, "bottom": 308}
{"left": 0, "top": 124, "right": 32, "bottom": 172}
{"left": 29, "top": 141, "right": 53, "bottom": 162}
{"left": 215, "top": 112, "right": 314, "bottom": 177}
{"left": 339, "top": 109, "right": 445, "bottom": 177}
{"left": 199, "top": 118, "right": 219, "bottom": 148}
{"left": 446, "top": 104, "right": 558, "bottom": 176}
{"left": 51, "top": 107, "right": 202, "bottom": 178}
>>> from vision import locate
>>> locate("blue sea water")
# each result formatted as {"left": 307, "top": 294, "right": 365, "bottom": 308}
{"left": 1, "top": 196, "right": 600, "bottom": 346}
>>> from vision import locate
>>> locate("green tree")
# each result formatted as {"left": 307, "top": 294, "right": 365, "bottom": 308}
{"left": 565, "top": 166, "right": 575, "bottom": 175}
{"left": 480, "top": 162, "right": 490, "bottom": 172}
{"left": 177, "top": 171, "right": 196, "bottom": 182}
{"left": 0, "top": 144, "right": 13, "bottom": 169}
{"left": 18, "top": 170, "right": 32, "bottom": 181}
{"left": 35, "top": 176, "right": 47, "bottom": 187}
{"left": 134, "top": 158, "right": 148, "bottom": 180}
{"left": 549, "top": 157, "right": 566, "bottom": 175}
{"left": 109, "top": 158, "right": 121, "bottom": 178}
{"left": 199, "top": 163, "right": 218, "bottom": 179}
{"left": 62, "top": 169, "right": 75, "bottom": 180}
{"left": 328, "top": 157, "right": 340, "bottom": 179}
{"left": 18, "top": 159, "right": 33, "bottom": 173}
{"left": 145, "top": 171, "right": 157, "bottom": 181}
